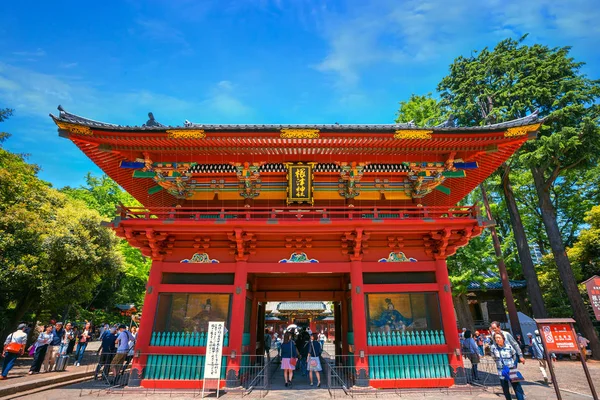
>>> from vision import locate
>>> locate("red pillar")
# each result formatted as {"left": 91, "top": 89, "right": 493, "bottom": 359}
{"left": 310, "top": 319, "right": 317, "bottom": 334}
{"left": 350, "top": 260, "right": 369, "bottom": 386}
{"left": 129, "top": 259, "right": 162, "bottom": 386}
{"left": 225, "top": 261, "right": 248, "bottom": 386}
{"left": 435, "top": 258, "right": 463, "bottom": 372}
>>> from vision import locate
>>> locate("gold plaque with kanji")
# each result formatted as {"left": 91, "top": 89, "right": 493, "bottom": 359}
{"left": 285, "top": 163, "right": 314, "bottom": 205}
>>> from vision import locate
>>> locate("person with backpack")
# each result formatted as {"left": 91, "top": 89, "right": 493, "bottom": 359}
{"left": 95, "top": 326, "right": 117, "bottom": 380}
{"left": 111, "top": 325, "right": 134, "bottom": 378}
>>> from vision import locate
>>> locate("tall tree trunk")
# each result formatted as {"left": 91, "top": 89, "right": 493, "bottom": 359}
{"left": 531, "top": 166, "right": 600, "bottom": 360}
{"left": 0, "top": 295, "right": 36, "bottom": 344}
{"left": 501, "top": 164, "right": 548, "bottom": 318}
{"left": 480, "top": 183, "right": 523, "bottom": 338}
{"left": 454, "top": 293, "right": 475, "bottom": 332}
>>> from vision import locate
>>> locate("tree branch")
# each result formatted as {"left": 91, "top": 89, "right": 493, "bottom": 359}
{"left": 544, "top": 165, "right": 562, "bottom": 189}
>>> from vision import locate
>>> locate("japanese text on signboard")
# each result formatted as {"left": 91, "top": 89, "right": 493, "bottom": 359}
{"left": 203, "top": 321, "right": 225, "bottom": 379}
{"left": 539, "top": 323, "right": 578, "bottom": 353}
{"left": 585, "top": 276, "right": 600, "bottom": 321}
{"left": 286, "top": 164, "right": 313, "bottom": 204}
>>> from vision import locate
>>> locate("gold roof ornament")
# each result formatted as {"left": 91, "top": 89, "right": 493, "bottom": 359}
{"left": 55, "top": 121, "right": 93, "bottom": 136}
{"left": 166, "top": 129, "right": 206, "bottom": 139}
{"left": 504, "top": 123, "right": 542, "bottom": 138}
{"left": 394, "top": 130, "right": 433, "bottom": 140}
{"left": 280, "top": 129, "right": 320, "bottom": 139}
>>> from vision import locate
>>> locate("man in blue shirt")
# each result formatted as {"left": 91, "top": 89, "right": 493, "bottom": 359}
{"left": 95, "top": 326, "right": 117, "bottom": 379}
{"left": 112, "top": 325, "right": 133, "bottom": 377}
{"left": 49, "top": 322, "right": 64, "bottom": 372}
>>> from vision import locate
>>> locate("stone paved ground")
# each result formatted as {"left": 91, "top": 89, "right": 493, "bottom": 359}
{"left": 18, "top": 357, "right": 599, "bottom": 400}
{"left": 3, "top": 348, "right": 598, "bottom": 399}
{"left": 16, "top": 381, "right": 594, "bottom": 400}
{"left": 0, "top": 341, "right": 101, "bottom": 397}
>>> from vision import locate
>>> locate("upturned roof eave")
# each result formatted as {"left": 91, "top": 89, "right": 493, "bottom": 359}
{"left": 50, "top": 107, "right": 544, "bottom": 134}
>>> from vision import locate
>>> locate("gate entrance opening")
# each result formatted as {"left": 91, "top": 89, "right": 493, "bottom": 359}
{"left": 250, "top": 273, "right": 348, "bottom": 360}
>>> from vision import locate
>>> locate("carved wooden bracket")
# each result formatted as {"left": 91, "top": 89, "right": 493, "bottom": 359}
{"left": 341, "top": 228, "right": 370, "bottom": 261}
{"left": 193, "top": 236, "right": 211, "bottom": 250}
{"left": 145, "top": 229, "right": 169, "bottom": 261}
{"left": 387, "top": 236, "right": 404, "bottom": 250}
{"left": 423, "top": 228, "right": 452, "bottom": 259}
{"left": 284, "top": 236, "right": 313, "bottom": 249}
{"left": 227, "top": 229, "right": 256, "bottom": 261}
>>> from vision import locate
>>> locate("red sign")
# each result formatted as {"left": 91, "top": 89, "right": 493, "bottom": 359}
{"left": 538, "top": 323, "right": 578, "bottom": 353}
{"left": 585, "top": 275, "right": 600, "bottom": 321}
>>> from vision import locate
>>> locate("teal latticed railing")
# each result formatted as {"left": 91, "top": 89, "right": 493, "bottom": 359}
{"left": 145, "top": 355, "right": 227, "bottom": 380}
{"left": 150, "top": 331, "right": 230, "bottom": 347}
{"left": 242, "top": 333, "right": 251, "bottom": 346}
{"left": 367, "top": 330, "right": 446, "bottom": 346}
{"left": 346, "top": 332, "right": 354, "bottom": 345}
{"left": 239, "top": 333, "right": 252, "bottom": 375}
{"left": 368, "top": 354, "right": 451, "bottom": 380}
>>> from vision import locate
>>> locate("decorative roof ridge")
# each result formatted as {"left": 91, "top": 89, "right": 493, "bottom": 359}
{"left": 50, "top": 106, "right": 543, "bottom": 132}
{"left": 50, "top": 105, "right": 120, "bottom": 128}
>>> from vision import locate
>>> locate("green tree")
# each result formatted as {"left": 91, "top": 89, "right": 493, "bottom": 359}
{"left": 0, "top": 110, "right": 121, "bottom": 333}
{"left": 61, "top": 174, "right": 150, "bottom": 310}
{"left": 438, "top": 37, "right": 600, "bottom": 357}
{"left": 395, "top": 93, "right": 446, "bottom": 126}
{"left": 569, "top": 206, "right": 600, "bottom": 280}
{"left": 437, "top": 37, "right": 548, "bottom": 319}
{"left": 0, "top": 126, "right": 122, "bottom": 338}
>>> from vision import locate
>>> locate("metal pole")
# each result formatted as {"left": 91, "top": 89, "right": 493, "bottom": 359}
{"left": 480, "top": 183, "right": 522, "bottom": 338}
{"left": 571, "top": 324, "right": 599, "bottom": 400}
{"left": 545, "top": 348, "right": 561, "bottom": 400}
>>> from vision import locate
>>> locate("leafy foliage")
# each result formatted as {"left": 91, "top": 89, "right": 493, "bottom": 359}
{"left": 61, "top": 174, "right": 151, "bottom": 311}
{"left": 569, "top": 206, "right": 600, "bottom": 280}
{"left": 0, "top": 117, "right": 123, "bottom": 335}
{"left": 395, "top": 93, "right": 447, "bottom": 126}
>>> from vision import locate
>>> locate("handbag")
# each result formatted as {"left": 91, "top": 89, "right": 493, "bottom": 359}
{"left": 309, "top": 341, "right": 318, "bottom": 367}
{"left": 289, "top": 342, "right": 297, "bottom": 366}
{"left": 499, "top": 351, "right": 524, "bottom": 382}
{"left": 4, "top": 334, "right": 24, "bottom": 355}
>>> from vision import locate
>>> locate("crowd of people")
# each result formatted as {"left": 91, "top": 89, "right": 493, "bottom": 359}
{"left": 1, "top": 321, "right": 138, "bottom": 382}
{"left": 459, "top": 321, "right": 592, "bottom": 400}
{"left": 264, "top": 327, "right": 324, "bottom": 388}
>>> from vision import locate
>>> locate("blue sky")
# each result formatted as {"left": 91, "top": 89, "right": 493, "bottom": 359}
{"left": 1, "top": 0, "right": 599, "bottom": 188}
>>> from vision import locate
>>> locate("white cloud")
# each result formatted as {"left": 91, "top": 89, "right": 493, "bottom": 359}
{"left": 314, "top": 0, "right": 600, "bottom": 87}
{"left": 0, "top": 62, "right": 253, "bottom": 125}
{"left": 59, "top": 62, "right": 78, "bottom": 69}
{"left": 12, "top": 48, "right": 46, "bottom": 57}
{"left": 199, "top": 80, "right": 252, "bottom": 121}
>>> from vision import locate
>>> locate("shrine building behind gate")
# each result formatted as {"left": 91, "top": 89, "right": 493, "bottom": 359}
{"left": 51, "top": 106, "right": 541, "bottom": 389}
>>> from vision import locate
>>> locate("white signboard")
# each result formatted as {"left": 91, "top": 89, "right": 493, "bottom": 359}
{"left": 203, "top": 321, "right": 225, "bottom": 379}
